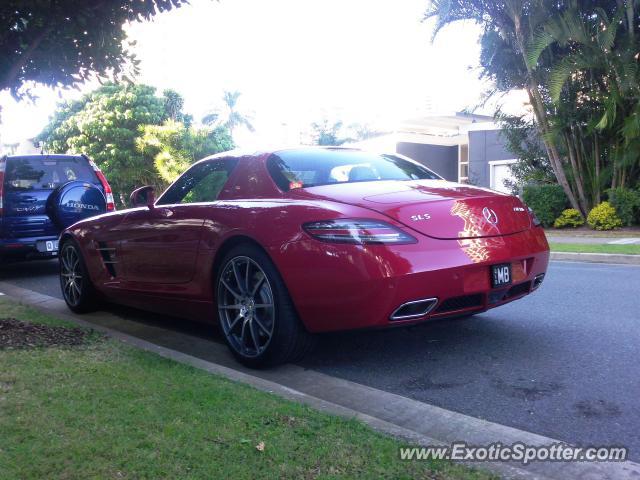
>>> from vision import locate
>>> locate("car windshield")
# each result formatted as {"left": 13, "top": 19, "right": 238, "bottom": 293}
{"left": 4, "top": 156, "right": 97, "bottom": 191}
{"left": 267, "top": 149, "right": 441, "bottom": 191}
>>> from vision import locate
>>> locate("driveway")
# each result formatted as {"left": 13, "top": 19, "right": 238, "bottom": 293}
{"left": 2, "top": 258, "right": 640, "bottom": 460}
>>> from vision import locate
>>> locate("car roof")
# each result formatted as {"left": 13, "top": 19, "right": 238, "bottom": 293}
{"left": 3, "top": 153, "right": 87, "bottom": 161}
{"left": 199, "top": 146, "right": 368, "bottom": 162}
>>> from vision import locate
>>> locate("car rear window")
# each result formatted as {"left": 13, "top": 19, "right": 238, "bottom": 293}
{"left": 267, "top": 149, "right": 441, "bottom": 191}
{"left": 4, "top": 156, "right": 97, "bottom": 191}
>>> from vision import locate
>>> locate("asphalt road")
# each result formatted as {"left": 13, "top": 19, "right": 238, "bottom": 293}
{"left": 2, "top": 258, "right": 639, "bottom": 459}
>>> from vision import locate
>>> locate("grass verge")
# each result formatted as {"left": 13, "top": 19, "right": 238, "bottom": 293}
{"left": 549, "top": 242, "right": 640, "bottom": 255}
{"left": 0, "top": 298, "right": 492, "bottom": 480}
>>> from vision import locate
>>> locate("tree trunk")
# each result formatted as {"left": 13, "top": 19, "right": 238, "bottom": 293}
{"left": 526, "top": 85, "right": 583, "bottom": 213}
{"left": 594, "top": 136, "right": 601, "bottom": 204}
{"left": 611, "top": 160, "right": 617, "bottom": 189}
{"left": 564, "top": 131, "right": 589, "bottom": 213}
{"left": 625, "top": 1, "right": 635, "bottom": 39}
{"left": 512, "top": 12, "right": 583, "bottom": 214}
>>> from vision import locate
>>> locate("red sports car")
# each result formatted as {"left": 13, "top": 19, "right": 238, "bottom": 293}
{"left": 59, "top": 148, "right": 549, "bottom": 367}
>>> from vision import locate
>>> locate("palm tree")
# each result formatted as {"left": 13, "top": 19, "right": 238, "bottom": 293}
{"left": 427, "top": 0, "right": 585, "bottom": 214}
{"left": 221, "top": 90, "right": 254, "bottom": 137}
{"left": 527, "top": 2, "right": 640, "bottom": 193}
{"left": 425, "top": 0, "right": 640, "bottom": 214}
{"left": 201, "top": 90, "right": 255, "bottom": 139}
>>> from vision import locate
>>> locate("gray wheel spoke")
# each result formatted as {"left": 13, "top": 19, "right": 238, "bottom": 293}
{"left": 228, "top": 313, "right": 242, "bottom": 331}
{"left": 68, "top": 282, "right": 77, "bottom": 303}
{"left": 253, "top": 303, "right": 272, "bottom": 308}
{"left": 249, "top": 320, "right": 260, "bottom": 351}
{"left": 240, "top": 321, "right": 248, "bottom": 351}
{"left": 245, "top": 261, "right": 251, "bottom": 293}
{"left": 251, "top": 274, "right": 265, "bottom": 296}
{"left": 253, "top": 315, "right": 271, "bottom": 336}
{"left": 232, "top": 260, "right": 245, "bottom": 294}
{"left": 219, "top": 304, "right": 242, "bottom": 310}
{"left": 62, "top": 251, "right": 72, "bottom": 271}
{"left": 221, "top": 279, "right": 243, "bottom": 300}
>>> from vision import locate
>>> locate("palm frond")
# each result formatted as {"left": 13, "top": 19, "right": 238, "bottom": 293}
{"left": 526, "top": 28, "right": 555, "bottom": 68}
{"left": 594, "top": 7, "right": 621, "bottom": 52}
{"left": 548, "top": 53, "right": 593, "bottom": 103}
{"left": 595, "top": 97, "right": 617, "bottom": 130}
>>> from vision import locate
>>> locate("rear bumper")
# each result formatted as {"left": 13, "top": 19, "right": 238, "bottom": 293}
{"left": 272, "top": 227, "right": 550, "bottom": 333}
{"left": 0, "top": 236, "right": 59, "bottom": 259}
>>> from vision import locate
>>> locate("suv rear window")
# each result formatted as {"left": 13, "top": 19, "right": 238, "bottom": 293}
{"left": 4, "top": 156, "right": 97, "bottom": 191}
{"left": 267, "top": 149, "right": 441, "bottom": 191}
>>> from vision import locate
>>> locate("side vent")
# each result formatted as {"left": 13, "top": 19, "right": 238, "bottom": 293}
{"left": 97, "top": 242, "right": 118, "bottom": 277}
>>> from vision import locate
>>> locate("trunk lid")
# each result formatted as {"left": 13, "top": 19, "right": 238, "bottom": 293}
{"left": 294, "top": 180, "right": 532, "bottom": 239}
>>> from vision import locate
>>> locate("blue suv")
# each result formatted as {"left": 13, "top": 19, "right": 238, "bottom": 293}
{"left": 0, "top": 154, "right": 115, "bottom": 262}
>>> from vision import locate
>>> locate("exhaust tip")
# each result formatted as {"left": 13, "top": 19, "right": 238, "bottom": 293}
{"left": 533, "top": 273, "right": 545, "bottom": 290}
{"left": 390, "top": 298, "right": 438, "bottom": 321}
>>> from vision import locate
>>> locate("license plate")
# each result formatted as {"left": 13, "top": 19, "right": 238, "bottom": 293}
{"left": 36, "top": 240, "right": 59, "bottom": 253}
{"left": 491, "top": 263, "right": 512, "bottom": 288}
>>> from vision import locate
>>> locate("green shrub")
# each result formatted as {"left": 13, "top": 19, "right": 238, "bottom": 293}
{"left": 522, "top": 184, "right": 568, "bottom": 227}
{"left": 553, "top": 209, "right": 585, "bottom": 228}
{"left": 587, "top": 202, "right": 623, "bottom": 230}
{"left": 607, "top": 188, "right": 640, "bottom": 226}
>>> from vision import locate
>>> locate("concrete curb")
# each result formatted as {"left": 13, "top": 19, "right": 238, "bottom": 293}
{"left": 550, "top": 252, "right": 640, "bottom": 265}
{"left": 1, "top": 281, "right": 639, "bottom": 480}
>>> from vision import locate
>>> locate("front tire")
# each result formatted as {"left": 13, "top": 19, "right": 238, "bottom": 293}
{"left": 59, "top": 239, "right": 99, "bottom": 313}
{"left": 216, "top": 244, "right": 315, "bottom": 368}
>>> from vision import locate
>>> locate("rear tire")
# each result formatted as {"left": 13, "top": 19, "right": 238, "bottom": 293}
{"left": 59, "top": 239, "right": 100, "bottom": 313}
{"left": 215, "top": 243, "right": 315, "bottom": 368}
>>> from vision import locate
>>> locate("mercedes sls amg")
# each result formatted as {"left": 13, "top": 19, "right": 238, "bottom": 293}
{"left": 59, "top": 148, "right": 549, "bottom": 367}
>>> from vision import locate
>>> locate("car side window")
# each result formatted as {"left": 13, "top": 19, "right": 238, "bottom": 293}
{"left": 157, "top": 159, "right": 238, "bottom": 205}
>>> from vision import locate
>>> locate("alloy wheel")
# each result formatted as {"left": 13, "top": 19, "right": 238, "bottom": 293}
{"left": 217, "top": 256, "right": 275, "bottom": 358}
{"left": 61, "top": 245, "right": 83, "bottom": 306}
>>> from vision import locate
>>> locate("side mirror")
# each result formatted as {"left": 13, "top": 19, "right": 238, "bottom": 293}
{"left": 130, "top": 186, "right": 155, "bottom": 209}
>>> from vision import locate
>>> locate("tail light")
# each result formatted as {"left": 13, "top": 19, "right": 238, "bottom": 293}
{"left": 303, "top": 219, "right": 417, "bottom": 245}
{"left": 0, "top": 157, "right": 5, "bottom": 217}
{"left": 85, "top": 156, "right": 115, "bottom": 211}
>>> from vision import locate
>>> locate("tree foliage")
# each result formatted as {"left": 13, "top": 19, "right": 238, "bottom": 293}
{"left": 38, "top": 84, "right": 233, "bottom": 206}
{"left": 0, "top": 0, "right": 188, "bottom": 97}
{"left": 427, "top": 0, "right": 640, "bottom": 215}
{"left": 137, "top": 120, "right": 234, "bottom": 184}
{"left": 309, "top": 119, "right": 348, "bottom": 146}
{"left": 497, "top": 111, "right": 555, "bottom": 194}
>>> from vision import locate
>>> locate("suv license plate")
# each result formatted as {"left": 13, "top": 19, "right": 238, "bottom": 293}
{"left": 491, "top": 263, "right": 512, "bottom": 288}
{"left": 37, "top": 240, "right": 59, "bottom": 253}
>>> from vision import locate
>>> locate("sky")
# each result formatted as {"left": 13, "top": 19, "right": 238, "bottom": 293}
{"left": 0, "top": 0, "right": 495, "bottom": 149}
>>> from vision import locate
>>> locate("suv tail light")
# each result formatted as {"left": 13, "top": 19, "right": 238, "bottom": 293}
{"left": 303, "top": 219, "right": 417, "bottom": 245}
{"left": 0, "top": 156, "right": 5, "bottom": 217}
{"left": 85, "top": 156, "right": 115, "bottom": 211}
